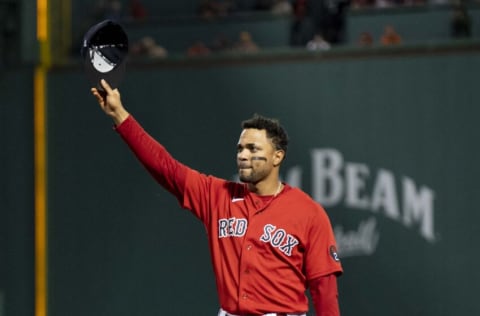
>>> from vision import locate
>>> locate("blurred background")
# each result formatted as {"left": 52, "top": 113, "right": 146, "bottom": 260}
{"left": 1, "top": 0, "right": 480, "bottom": 315}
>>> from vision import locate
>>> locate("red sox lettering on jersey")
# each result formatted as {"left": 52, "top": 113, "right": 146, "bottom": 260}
{"left": 218, "top": 218, "right": 300, "bottom": 256}
{"left": 260, "top": 224, "right": 300, "bottom": 256}
{"left": 218, "top": 217, "right": 248, "bottom": 238}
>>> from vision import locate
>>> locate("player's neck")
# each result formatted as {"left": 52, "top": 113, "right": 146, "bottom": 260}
{"left": 248, "top": 179, "right": 283, "bottom": 196}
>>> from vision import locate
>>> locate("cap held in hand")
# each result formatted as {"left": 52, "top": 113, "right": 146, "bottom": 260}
{"left": 81, "top": 19, "right": 129, "bottom": 91}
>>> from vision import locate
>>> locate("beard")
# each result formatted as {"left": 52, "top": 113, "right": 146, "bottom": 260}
{"left": 238, "top": 167, "right": 269, "bottom": 184}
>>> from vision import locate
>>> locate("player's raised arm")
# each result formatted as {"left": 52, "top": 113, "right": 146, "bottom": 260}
{"left": 91, "top": 79, "right": 130, "bottom": 126}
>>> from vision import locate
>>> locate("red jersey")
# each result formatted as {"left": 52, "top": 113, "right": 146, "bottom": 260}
{"left": 116, "top": 116, "right": 343, "bottom": 315}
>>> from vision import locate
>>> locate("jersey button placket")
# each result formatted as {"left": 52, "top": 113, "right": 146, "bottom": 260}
{"left": 238, "top": 236, "right": 255, "bottom": 310}
{"left": 244, "top": 244, "right": 252, "bottom": 275}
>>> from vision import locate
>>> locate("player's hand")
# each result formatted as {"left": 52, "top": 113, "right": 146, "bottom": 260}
{"left": 91, "top": 79, "right": 129, "bottom": 126}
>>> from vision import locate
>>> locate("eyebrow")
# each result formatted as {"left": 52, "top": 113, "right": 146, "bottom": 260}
{"left": 237, "top": 143, "right": 260, "bottom": 150}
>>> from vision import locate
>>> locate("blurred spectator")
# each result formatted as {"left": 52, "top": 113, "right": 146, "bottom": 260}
{"left": 233, "top": 31, "right": 260, "bottom": 53}
{"left": 290, "top": 0, "right": 313, "bottom": 46}
{"left": 210, "top": 33, "right": 233, "bottom": 52}
{"left": 129, "top": 0, "right": 147, "bottom": 20}
{"left": 306, "top": 33, "right": 331, "bottom": 51}
{"left": 351, "top": 0, "right": 426, "bottom": 8}
{"left": 198, "top": 0, "right": 219, "bottom": 19}
{"left": 271, "top": 0, "right": 293, "bottom": 15}
{"left": 255, "top": 0, "right": 274, "bottom": 10}
{"left": 197, "top": 0, "right": 236, "bottom": 19}
{"left": 451, "top": 3, "right": 471, "bottom": 38}
{"left": 403, "top": 0, "right": 427, "bottom": 5}
{"left": 94, "top": 0, "right": 124, "bottom": 21}
{"left": 380, "top": 25, "right": 402, "bottom": 45}
{"left": 358, "top": 31, "right": 374, "bottom": 46}
{"left": 130, "top": 36, "right": 168, "bottom": 59}
{"left": 216, "top": 0, "right": 237, "bottom": 16}
{"left": 187, "top": 40, "right": 212, "bottom": 56}
{"left": 429, "top": 0, "right": 448, "bottom": 4}
{"left": 374, "top": 0, "right": 395, "bottom": 8}
{"left": 315, "top": 0, "right": 351, "bottom": 44}
{"left": 350, "top": 0, "right": 375, "bottom": 9}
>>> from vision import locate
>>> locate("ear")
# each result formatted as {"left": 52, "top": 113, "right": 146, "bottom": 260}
{"left": 273, "top": 150, "right": 285, "bottom": 167}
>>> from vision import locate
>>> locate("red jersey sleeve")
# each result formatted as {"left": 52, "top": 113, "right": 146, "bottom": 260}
{"left": 115, "top": 115, "right": 227, "bottom": 224}
{"left": 304, "top": 203, "right": 343, "bottom": 280}
{"left": 309, "top": 274, "right": 340, "bottom": 316}
{"left": 115, "top": 115, "right": 189, "bottom": 201}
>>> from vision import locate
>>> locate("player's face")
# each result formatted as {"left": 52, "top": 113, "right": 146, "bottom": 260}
{"left": 236, "top": 128, "right": 278, "bottom": 184}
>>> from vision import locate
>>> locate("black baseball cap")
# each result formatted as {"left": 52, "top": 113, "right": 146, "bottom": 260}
{"left": 81, "top": 20, "right": 129, "bottom": 90}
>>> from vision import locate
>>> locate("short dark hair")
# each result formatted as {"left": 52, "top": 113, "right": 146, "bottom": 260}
{"left": 241, "top": 114, "right": 289, "bottom": 153}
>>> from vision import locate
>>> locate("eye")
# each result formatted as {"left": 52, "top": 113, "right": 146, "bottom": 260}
{"left": 246, "top": 144, "right": 259, "bottom": 153}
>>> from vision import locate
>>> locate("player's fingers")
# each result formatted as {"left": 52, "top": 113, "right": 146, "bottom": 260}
{"left": 91, "top": 88, "right": 100, "bottom": 101}
{"left": 91, "top": 87, "right": 100, "bottom": 99}
{"left": 100, "top": 79, "right": 113, "bottom": 94}
{"left": 91, "top": 88, "right": 106, "bottom": 108}
{"left": 90, "top": 88, "right": 102, "bottom": 101}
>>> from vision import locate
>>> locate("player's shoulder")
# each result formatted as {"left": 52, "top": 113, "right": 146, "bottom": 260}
{"left": 206, "top": 176, "right": 245, "bottom": 196}
{"left": 280, "top": 187, "right": 334, "bottom": 231}
{"left": 186, "top": 170, "right": 236, "bottom": 192}
{"left": 283, "top": 185, "right": 326, "bottom": 213}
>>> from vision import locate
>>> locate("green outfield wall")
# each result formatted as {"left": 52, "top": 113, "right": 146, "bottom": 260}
{"left": 1, "top": 45, "right": 480, "bottom": 316}
{"left": 0, "top": 67, "right": 35, "bottom": 316}
{"left": 47, "top": 45, "right": 480, "bottom": 315}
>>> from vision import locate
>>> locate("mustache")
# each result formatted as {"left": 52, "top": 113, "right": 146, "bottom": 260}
{"left": 238, "top": 156, "right": 267, "bottom": 168}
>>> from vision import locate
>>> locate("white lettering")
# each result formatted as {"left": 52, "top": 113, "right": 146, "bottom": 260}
{"left": 235, "top": 219, "right": 247, "bottom": 236}
{"left": 219, "top": 219, "right": 228, "bottom": 238}
{"left": 271, "top": 230, "right": 286, "bottom": 246}
{"left": 402, "top": 177, "right": 435, "bottom": 241}
{"left": 311, "top": 148, "right": 436, "bottom": 242}
{"left": 345, "top": 162, "right": 370, "bottom": 209}
{"left": 312, "top": 148, "right": 344, "bottom": 207}
{"left": 218, "top": 217, "right": 248, "bottom": 238}
{"left": 260, "top": 224, "right": 299, "bottom": 256}
{"left": 334, "top": 217, "right": 379, "bottom": 257}
{"left": 260, "top": 224, "right": 276, "bottom": 242}
{"left": 279, "top": 235, "right": 300, "bottom": 256}
{"left": 371, "top": 169, "right": 400, "bottom": 220}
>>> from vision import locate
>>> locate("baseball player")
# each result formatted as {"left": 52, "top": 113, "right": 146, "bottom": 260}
{"left": 91, "top": 79, "right": 343, "bottom": 316}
